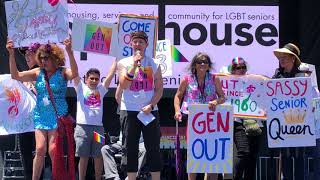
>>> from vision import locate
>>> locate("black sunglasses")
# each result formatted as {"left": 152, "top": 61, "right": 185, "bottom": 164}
{"left": 196, "top": 60, "right": 209, "bottom": 65}
{"left": 233, "top": 66, "right": 247, "bottom": 70}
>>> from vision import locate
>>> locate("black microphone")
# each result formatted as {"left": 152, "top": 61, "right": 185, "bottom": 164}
{"left": 135, "top": 50, "right": 141, "bottom": 67}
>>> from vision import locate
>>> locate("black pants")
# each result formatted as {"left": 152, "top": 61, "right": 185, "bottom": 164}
{"left": 19, "top": 132, "right": 35, "bottom": 180}
{"left": 121, "top": 111, "right": 162, "bottom": 172}
{"left": 233, "top": 122, "right": 260, "bottom": 180}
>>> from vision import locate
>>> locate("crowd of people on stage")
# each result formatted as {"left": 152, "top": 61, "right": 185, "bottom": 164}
{"left": 3, "top": 29, "right": 320, "bottom": 180}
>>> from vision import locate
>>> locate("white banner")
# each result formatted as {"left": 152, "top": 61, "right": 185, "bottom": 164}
{"left": 5, "top": 0, "right": 68, "bottom": 47}
{"left": 155, "top": 40, "right": 173, "bottom": 77}
{"left": 187, "top": 104, "right": 233, "bottom": 173}
{"left": 266, "top": 77, "right": 316, "bottom": 148}
{"left": 0, "top": 75, "right": 36, "bottom": 135}
{"left": 165, "top": 5, "right": 279, "bottom": 88}
{"left": 72, "top": 18, "right": 118, "bottom": 56}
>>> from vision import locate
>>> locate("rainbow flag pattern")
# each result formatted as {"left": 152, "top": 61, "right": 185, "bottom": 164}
{"left": 171, "top": 45, "right": 188, "bottom": 62}
{"left": 93, "top": 131, "right": 105, "bottom": 145}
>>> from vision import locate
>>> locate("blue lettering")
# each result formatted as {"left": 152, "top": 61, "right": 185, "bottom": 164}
{"left": 192, "top": 139, "right": 204, "bottom": 159}
{"left": 122, "top": 20, "right": 151, "bottom": 32}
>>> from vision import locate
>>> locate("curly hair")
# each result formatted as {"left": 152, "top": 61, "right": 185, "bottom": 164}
{"left": 188, "top": 52, "right": 213, "bottom": 75}
{"left": 36, "top": 43, "right": 65, "bottom": 67}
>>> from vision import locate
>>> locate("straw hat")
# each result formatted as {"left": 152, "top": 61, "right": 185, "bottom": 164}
{"left": 274, "top": 43, "right": 301, "bottom": 67}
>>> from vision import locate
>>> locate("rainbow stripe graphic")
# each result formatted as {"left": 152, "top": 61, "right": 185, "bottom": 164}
{"left": 171, "top": 45, "right": 188, "bottom": 62}
{"left": 93, "top": 131, "right": 105, "bottom": 145}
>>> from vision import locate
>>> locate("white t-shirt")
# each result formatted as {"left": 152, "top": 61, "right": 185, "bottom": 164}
{"left": 118, "top": 56, "right": 159, "bottom": 111}
{"left": 75, "top": 81, "right": 107, "bottom": 126}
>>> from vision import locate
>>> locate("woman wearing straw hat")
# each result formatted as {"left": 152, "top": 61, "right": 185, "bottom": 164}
{"left": 272, "top": 43, "right": 309, "bottom": 180}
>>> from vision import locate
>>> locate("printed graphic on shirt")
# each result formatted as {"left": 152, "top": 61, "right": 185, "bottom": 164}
{"left": 130, "top": 67, "right": 153, "bottom": 92}
{"left": 83, "top": 88, "right": 101, "bottom": 107}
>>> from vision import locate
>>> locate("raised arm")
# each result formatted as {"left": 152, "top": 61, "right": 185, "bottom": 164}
{"left": 102, "top": 60, "right": 117, "bottom": 89}
{"left": 63, "top": 38, "right": 79, "bottom": 80}
{"left": 6, "top": 39, "right": 38, "bottom": 82}
{"left": 174, "top": 78, "right": 187, "bottom": 121}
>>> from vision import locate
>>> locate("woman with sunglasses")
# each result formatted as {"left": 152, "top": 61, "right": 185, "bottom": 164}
{"left": 174, "top": 52, "right": 225, "bottom": 180}
{"left": 228, "top": 57, "right": 262, "bottom": 180}
{"left": 6, "top": 38, "right": 78, "bottom": 180}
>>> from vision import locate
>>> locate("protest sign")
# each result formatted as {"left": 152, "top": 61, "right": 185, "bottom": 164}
{"left": 72, "top": 18, "right": 118, "bottom": 56}
{"left": 118, "top": 14, "right": 158, "bottom": 60}
{"left": 5, "top": 0, "right": 68, "bottom": 47}
{"left": 219, "top": 75, "right": 267, "bottom": 119}
{"left": 187, "top": 104, "right": 233, "bottom": 173}
{"left": 155, "top": 40, "right": 172, "bottom": 77}
{"left": 266, "top": 77, "right": 316, "bottom": 148}
{"left": 313, "top": 98, "right": 320, "bottom": 139}
{"left": 0, "top": 75, "right": 35, "bottom": 135}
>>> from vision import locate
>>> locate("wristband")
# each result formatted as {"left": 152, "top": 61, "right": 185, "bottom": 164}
{"left": 150, "top": 104, "right": 154, "bottom": 110}
{"left": 126, "top": 72, "right": 134, "bottom": 79}
{"left": 125, "top": 75, "right": 133, "bottom": 81}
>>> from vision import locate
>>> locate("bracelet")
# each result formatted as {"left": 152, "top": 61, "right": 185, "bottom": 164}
{"left": 126, "top": 72, "right": 134, "bottom": 79}
{"left": 124, "top": 75, "right": 133, "bottom": 81}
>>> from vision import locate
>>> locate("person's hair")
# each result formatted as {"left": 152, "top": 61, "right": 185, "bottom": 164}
{"left": 36, "top": 43, "right": 65, "bottom": 66}
{"left": 188, "top": 52, "right": 213, "bottom": 75}
{"left": 130, "top": 31, "right": 148, "bottom": 43}
{"left": 86, "top": 68, "right": 100, "bottom": 78}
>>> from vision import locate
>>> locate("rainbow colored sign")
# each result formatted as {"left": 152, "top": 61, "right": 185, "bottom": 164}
{"left": 84, "top": 24, "right": 112, "bottom": 54}
{"left": 72, "top": 18, "right": 118, "bottom": 56}
{"left": 187, "top": 104, "right": 233, "bottom": 173}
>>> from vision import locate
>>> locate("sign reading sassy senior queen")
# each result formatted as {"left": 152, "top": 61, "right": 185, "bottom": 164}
{"left": 5, "top": 0, "right": 68, "bottom": 47}
{"left": 266, "top": 77, "right": 316, "bottom": 148}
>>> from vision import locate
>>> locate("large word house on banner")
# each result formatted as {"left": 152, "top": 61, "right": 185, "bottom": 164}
{"left": 219, "top": 75, "right": 266, "bottom": 119}
{"left": 72, "top": 18, "right": 118, "bottom": 56}
{"left": 118, "top": 14, "right": 158, "bottom": 60}
{"left": 187, "top": 104, "right": 233, "bottom": 173}
{"left": 0, "top": 75, "right": 36, "bottom": 135}
{"left": 5, "top": 0, "right": 68, "bottom": 47}
{"left": 266, "top": 77, "right": 316, "bottom": 148}
{"left": 313, "top": 98, "right": 320, "bottom": 139}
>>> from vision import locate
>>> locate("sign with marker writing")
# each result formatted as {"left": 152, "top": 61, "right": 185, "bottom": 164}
{"left": 266, "top": 77, "right": 316, "bottom": 148}
{"left": 155, "top": 40, "right": 172, "bottom": 77}
{"left": 5, "top": 0, "right": 68, "bottom": 47}
{"left": 118, "top": 14, "right": 158, "bottom": 60}
{"left": 72, "top": 18, "right": 118, "bottom": 56}
{"left": 187, "top": 104, "right": 233, "bottom": 173}
{"left": 218, "top": 74, "right": 267, "bottom": 119}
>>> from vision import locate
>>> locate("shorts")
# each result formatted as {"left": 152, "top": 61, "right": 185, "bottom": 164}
{"left": 74, "top": 124, "right": 104, "bottom": 157}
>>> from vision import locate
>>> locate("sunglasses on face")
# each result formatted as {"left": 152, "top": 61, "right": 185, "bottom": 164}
{"left": 39, "top": 55, "right": 50, "bottom": 62}
{"left": 196, "top": 60, "right": 209, "bottom": 65}
{"left": 89, "top": 77, "right": 100, "bottom": 81}
{"left": 233, "top": 66, "right": 247, "bottom": 70}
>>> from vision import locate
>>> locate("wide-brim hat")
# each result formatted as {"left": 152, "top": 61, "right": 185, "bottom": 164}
{"left": 274, "top": 43, "right": 301, "bottom": 67}
{"left": 227, "top": 57, "right": 249, "bottom": 73}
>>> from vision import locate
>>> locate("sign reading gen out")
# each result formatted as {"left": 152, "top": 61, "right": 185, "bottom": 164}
{"left": 165, "top": 22, "right": 278, "bottom": 46}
